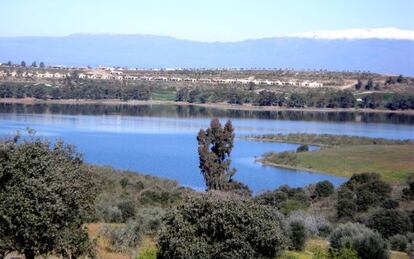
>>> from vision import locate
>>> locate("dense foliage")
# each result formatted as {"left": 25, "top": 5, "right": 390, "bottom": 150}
{"left": 0, "top": 134, "right": 96, "bottom": 258}
{"left": 255, "top": 185, "right": 310, "bottom": 214}
{"left": 329, "top": 223, "right": 389, "bottom": 259}
{"left": 158, "top": 193, "right": 288, "bottom": 259}
{"left": 337, "top": 173, "right": 391, "bottom": 219}
{"left": 0, "top": 82, "right": 152, "bottom": 100}
{"left": 197, "top": 118, "right": 238, "bottom": 191}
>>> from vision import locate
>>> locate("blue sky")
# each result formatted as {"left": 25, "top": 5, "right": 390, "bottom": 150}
{"left": 1, "top": 0, "right": 413, "bottom": 41}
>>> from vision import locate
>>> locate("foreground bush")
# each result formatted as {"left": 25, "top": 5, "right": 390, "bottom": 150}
{"left": 158, "top": 193, "right": 288, "bottom": 259}
{"left": 367, "top": 209, "right": 412, "bottom": 238}
{"left": 102, "top": 221, "right": 142, "bottom": 253}
{"left": 329, "top": 222, "right": 389, "bottom": 259}
{"left": 0, "top": 134, "right": 96, "bottom": 258}
{"left": 288, "top": 220, "right": 308, "bottom": 251}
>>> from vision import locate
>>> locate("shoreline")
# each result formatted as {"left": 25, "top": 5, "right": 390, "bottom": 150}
{"left": 1, "top": 98, "right": 414, "bottom": 115}
{"left": 257, "top": 158, "right": 346, "bottom": 178}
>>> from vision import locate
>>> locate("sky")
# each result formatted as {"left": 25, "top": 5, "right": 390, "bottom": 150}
{"left": 1, "top": 0, "right": 414, "bottom": 42}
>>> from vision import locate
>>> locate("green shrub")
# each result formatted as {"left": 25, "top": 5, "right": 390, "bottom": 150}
{"left": 137, "top": 245, "right": 157, "bottom": 259}
{"left": 367, "top": 209, "right": 412, "bottom": 238}
{"left": 314, "top": 180, "right": 334, "bottom": 198}
{"left": 329, "top": 246, "right": 359, "bottom": 259}
{"left": 336, "top": 188, "right": 357, "bottom": 219}
{"left": 136, "top": 207, "right": 166, "bottom": 234}
{"left": 389, "top": 234, "right": 408, "bottom": 251}
{"left": 102, "top": 221, "right": 142, "bottom": 253}
{"left": 96, "top": 204, "right": 123, "bottom": 222}
{"left": 120, "top": 177, "right": 129, "bottom": 188}
{"left": 329, "top": 222, "right": 389, "bottom": 259}
{"left": 255, "top": 185, "right": 310, "bottom": 214}
{"left": 289, "top": 220, "right": 308, "bottom": 251}
{"left": 158, "top": 193, "right": 288, "bottom": 259}
{"left": 118, "top": 200, "right": 136, "bottom": 222}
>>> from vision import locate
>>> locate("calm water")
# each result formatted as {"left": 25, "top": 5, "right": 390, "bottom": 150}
{"left": 1, "top": 103, "right": 414, "bottom": 193}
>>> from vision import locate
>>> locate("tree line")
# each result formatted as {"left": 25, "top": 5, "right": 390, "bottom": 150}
{"left": 176, "top": 87, "right": 357, "bottom": 108}
{"left": 0, "top": 82, "right": 152, "bottom": 101}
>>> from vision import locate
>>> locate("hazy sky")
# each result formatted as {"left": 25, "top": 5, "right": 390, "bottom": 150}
{"left": 1, "top": 0, "right": 414, "bottom": 41}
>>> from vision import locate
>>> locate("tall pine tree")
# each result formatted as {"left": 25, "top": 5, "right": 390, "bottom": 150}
{"left": 197, "top": 118, "right": 236, "bottom": 191}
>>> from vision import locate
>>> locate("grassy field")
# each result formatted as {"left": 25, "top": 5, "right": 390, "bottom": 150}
{"left": 247, "top": 133, "right": 411, "bottom": 147}
{"left": 264, "top": 144, "right": 414, "bottom": 182}
{"left": 151, "top": 87, "right": 176, "bottom": 101}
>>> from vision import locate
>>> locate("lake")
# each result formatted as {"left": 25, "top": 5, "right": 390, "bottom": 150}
{"left": 1, "top": 103, "right": 414, "bottom": 193}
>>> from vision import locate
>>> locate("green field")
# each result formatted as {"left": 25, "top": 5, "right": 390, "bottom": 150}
{"left": 264, "top": 144, "right": 414, "bottom": 182}
{"left": 151, "top": 88, "right": 176, "bottom": 101}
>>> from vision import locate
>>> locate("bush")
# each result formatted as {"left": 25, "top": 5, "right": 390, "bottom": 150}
{"left": 402, "top": 183, "right": 414, "bottom": 200}
{"left": 288, "top": 210, "right": 332, "bottom": 237}
{"left": 296, "top": 144, "right": 309, "bottom": 153}
{"left": 255, "top": 185, "right": 310, "bottom": 214}
{"left": 389, "top": 234, "right": 408, "bottom": 251}
{"left": 381, "top": 199, "right": 399, "bottom": 210}
{"left": 337, "top": 173, "right": 391, "bottom": 217}
{"left": 102, "top": 221, "right": 142, "bottom": 253}
{"left": 329, "top": 222, "right": 389, "bottom": 259}
{"left": 336, "top": 188, "right": 357, "bottom": 219}
{"left": 96, "top": 204, "right": 123, "bottom": 222}
{"left": 367, "top": 209, "right": 412, "bottom": 238}
{"left": 288, "top": 220, "right": 308, "bottom": 251}
{"left": 158, "top": 193, "right": 288, "bottom": 259}
{"left": 118, "top": 200, "right": 136, "bottom": 222}
{"left": 314, "top": 180, "right": 334, "bottom": 198}
{"left": 136, "top": 207, "right": 166, "bottom": 234}
{"left": 120, "top": 177, "right": 129, "bottom": 188}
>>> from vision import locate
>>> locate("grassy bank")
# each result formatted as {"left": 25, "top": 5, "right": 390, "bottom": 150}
{"left": 246, "top": 133, "right": 411, "bottom": 147}
{"left": 263, "top": 144, "right": 414, "bottom": 182}
{"left": 254, "top": 134, "right": 414, "bottom": 182}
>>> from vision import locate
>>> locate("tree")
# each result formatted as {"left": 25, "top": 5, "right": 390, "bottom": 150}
{"left": 314, "top": 180, "right": 334, "bottom": 198}
{"left": 397, "top": 75, "right": 404, "bottom": 83}
{"left": 39, "top": 61, "right": 45, "bottom": 68}
{"left": 0, "top": 133, "right": 97, "bottom": 258}
{"left": 355, "top": 79, "right": 363, "bottom": 90}
{"left": 31, "top": 61, "right": 37, "bottom": 68}
{"left": 20, "top": 61, "right": 26, "bottom": 67}
{"left": 365, "top": 79, "right": 374, "bottom": 90}
{"left": 197, "top": 118, "right": 236, "bottom": 191}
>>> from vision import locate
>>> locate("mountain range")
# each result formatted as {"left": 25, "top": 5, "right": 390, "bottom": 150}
{"left": 0, "top": 28, "right": 413, "bottom": 75}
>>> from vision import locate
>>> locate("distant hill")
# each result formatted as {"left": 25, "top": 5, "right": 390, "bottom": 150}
{"left": 0, "top": 33, "right": 413, "bottom": 75}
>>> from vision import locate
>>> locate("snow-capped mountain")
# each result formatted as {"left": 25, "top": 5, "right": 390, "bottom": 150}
{"left": 289, "top": 27, "right": 414, "bottom": 41}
